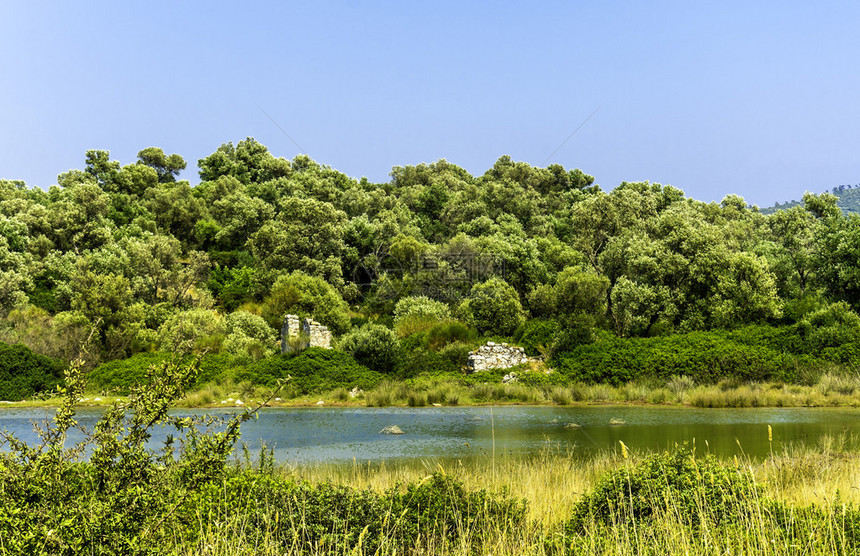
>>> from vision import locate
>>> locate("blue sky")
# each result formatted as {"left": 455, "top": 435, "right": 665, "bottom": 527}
{"left": 2, "top": 1, "right": 859, "bottom": 206}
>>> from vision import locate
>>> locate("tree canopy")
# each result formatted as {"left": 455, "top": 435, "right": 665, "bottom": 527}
{"left": 1, "top": 138, "right": 857, "bottom": 371}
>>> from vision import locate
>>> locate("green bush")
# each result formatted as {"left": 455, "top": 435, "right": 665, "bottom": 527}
{"left": 564, "top": 447, "right": 860, "bottom": 553}
{"left": 424, "top": 320, "right": 478, "bottom": 350}
{"left": 393, "top": 295, "right": 452, "bottom": 325}
{"left": 514, "top": 318, "right": 558, "bottom": 356}
{"left": 391, "top": 473, "right": 527, "bottom": 546}
{"left": 88, "top": 352, "right": 169, "bottom": 393}
{"left": 798, "top": 302, "right": 860, "bottom": 358}
{"left": 88, "top": 352, "right": 241, "bottom": 394}
{"left": 0, "top": 342, "right": 66, "bottom": 401}
{"left": 156, "top": 308, "right": 226, "bottom": 353}
{"left": 0, "top": 352, "right": 253, "bottom": 554}
{"left": 393, "top": 313, "right": 441, "bottom": 338}
{"left": 517, "top": 369, "right": 567, "bottom": 388}
{"left": 566, "top": 447, "right": 758, "bottom": 533}
{"left": 724, "top": 324, "right": 807, "bottom": 354}
{"left": 206, "top": 265, "right": 257, "bottom": 311}
{"left": 438, "top": 341, "right": 472, "bottom": 367}
{"left": 233, "top": 348, "right": 383, "bottom": 394}
{"left": 261, "top": 270, "right": 350, "bottom": 334}
{"left": 459, "top": 277, "right": 526, "bottom": 336}
{"left": 212, "top": 472, "right": 526, "bottom": 555}
{"left": 222, "top": 310, "right": 278, "bottom": 360}
{"left": 396, "top": 344, "right": 462, "bottom": 378}
{"left": 552, "top": 329, "right": 803, "bottom": 385}
{"left": 338, "top": 323, "right": 401, "bottom": 373}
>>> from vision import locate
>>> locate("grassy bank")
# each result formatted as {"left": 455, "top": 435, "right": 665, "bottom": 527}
{"left": 7, "top": 369, "right": 860, "bottom": 409}
{"left": 177, "top": 363, "right": 860, "bottom": 408}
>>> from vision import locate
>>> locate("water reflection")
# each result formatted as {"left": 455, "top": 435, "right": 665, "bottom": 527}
{"left": 0, "top": 406, "right": 856, "bottom": 464}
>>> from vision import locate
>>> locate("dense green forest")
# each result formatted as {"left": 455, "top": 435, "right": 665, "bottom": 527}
{"left": 2, "top": 138, "right": 860, "bottom": 398}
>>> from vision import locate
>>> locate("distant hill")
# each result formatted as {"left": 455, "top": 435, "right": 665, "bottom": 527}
{"left": 760, "top": 184, "right": 860, "bottom": 215}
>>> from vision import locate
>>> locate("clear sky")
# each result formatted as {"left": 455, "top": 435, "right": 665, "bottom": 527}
{"left": 2, "top": 1, "right": 859, "bottom": 207}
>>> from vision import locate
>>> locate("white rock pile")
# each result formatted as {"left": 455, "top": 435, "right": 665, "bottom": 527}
{"left": 467, "top": 342, "right": 530, "bottom": 372}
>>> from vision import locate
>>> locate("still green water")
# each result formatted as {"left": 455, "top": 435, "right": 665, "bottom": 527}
{"left": 1, "top": 405, "right": 857, "bottom": 464}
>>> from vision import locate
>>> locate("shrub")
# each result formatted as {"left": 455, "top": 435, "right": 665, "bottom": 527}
{"left": 88, "top": 352, "right": 241, "bottom": 394}
{"left": 213, "top": 472, "right": 526, "bottom": 555}
{"left": 517, "top": 369, "right": 567, "bottom": 388}
{"left": 89, "top": 352, "right": 169, "bottom": 394}
{"left": 424, "top": 320, "right": 478, "bottom": 350}
{"left": 156, "top": 308, "right": 226, "bottom": 353}
{"left": 393, "top": 313, "right": 442, "bottom": 338}
{"left": 0, "top": 351, "right": 255, "bottom": 554}
{"left": 206, "top": 265, "right": 257, "bottom": 311}
{"left": 426, "top": 383, "right": 458, "bottom": 405}
{"left": 552, "top": 329, "right": 802, "bottom": 385}
{"left": 222, "top": 310, "right": 278, "bottom": 360}
{"left": 566, "top": 447, "right": 758, "bottom": 533}
{"left": 798, "top": 301, "right": 860, "bottom": 355}
{"left": 0, "top": 342, "right": 66, "bottom": 401}
{"left": 391, "top": 473, "right": 527, "bottom": 546}
{"left": 514, "top": 318, "right": 558, "bottom": 356}
{"left": 396, "top": 345, "right": 461, "bottom": 378}
{"left": 338, "top": 324, "right": 401, "bottom": 372}
{"left": 393, "top": 295, "right": 451, "bottom": 325}
{"left": 666, "top": 374, "right": 696, "bottom": 396}
{"left": 260, "top": 271, "right": 350, "bottom": 334}
{"left": 233, "top": 348, "right": 383, "bottom": 394}
{"left": 459, "top": 277, "right": 526, "bottom": 336}
{"left": 725, "top": 324, "right": 806, "bottom": 354}
{"left": 438, "top": 341, "right": 472, "bottom": 367}
{"left": 407, "top": 390, "right": 427, "bottom": 406}
{"left": 552, "top": 315, "right": 600, "bottom": 353}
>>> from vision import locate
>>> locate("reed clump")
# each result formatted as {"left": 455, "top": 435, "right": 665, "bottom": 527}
{"left": 550, "top": 386, "right": 573, "bottom": 405}
{"left": 427, "top": 383, "right": 460, "bottom": 405}
{"left": 179, "top": 377, "right": 282, "bottom": 407}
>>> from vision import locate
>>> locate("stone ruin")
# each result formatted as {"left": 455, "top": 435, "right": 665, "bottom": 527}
{"left": 467, "top": 341, "right": 530, "bottom": 372}
{"left": 281, "top": 314, "right": 332, "bottom": 354}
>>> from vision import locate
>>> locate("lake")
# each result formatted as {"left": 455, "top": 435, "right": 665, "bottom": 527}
{"left": 0, "top": 405, "right": 857, "bottom": 464}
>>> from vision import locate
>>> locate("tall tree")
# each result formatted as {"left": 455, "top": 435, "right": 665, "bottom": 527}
{"left": 136, "top": 147, "right": 186, "bottom": 183}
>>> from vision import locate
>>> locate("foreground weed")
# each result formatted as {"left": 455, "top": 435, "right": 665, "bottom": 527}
{"left": 0, "top": 342, "right": 278, "bottom": 555}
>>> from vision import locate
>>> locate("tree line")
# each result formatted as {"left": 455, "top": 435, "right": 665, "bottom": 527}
{"left": 1, "top": 138, "right": 858, "bottom": 371}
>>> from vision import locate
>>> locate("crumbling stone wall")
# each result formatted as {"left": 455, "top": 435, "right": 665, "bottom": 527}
{"left": 281, "top": 314, "right": 332, "bottom": 353}
{"left": 467, "top": 341, "right": 530, "bottom": 372}
{"left": 303, "top": 318, "right": 332, "bottom": 350}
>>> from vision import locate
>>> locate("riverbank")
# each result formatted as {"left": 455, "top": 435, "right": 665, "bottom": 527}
{"left": 7, "top": 370, "right": 860, "bottom": 410}
{"left": 5, "top": 374, "right": 860, "bottom": 408}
